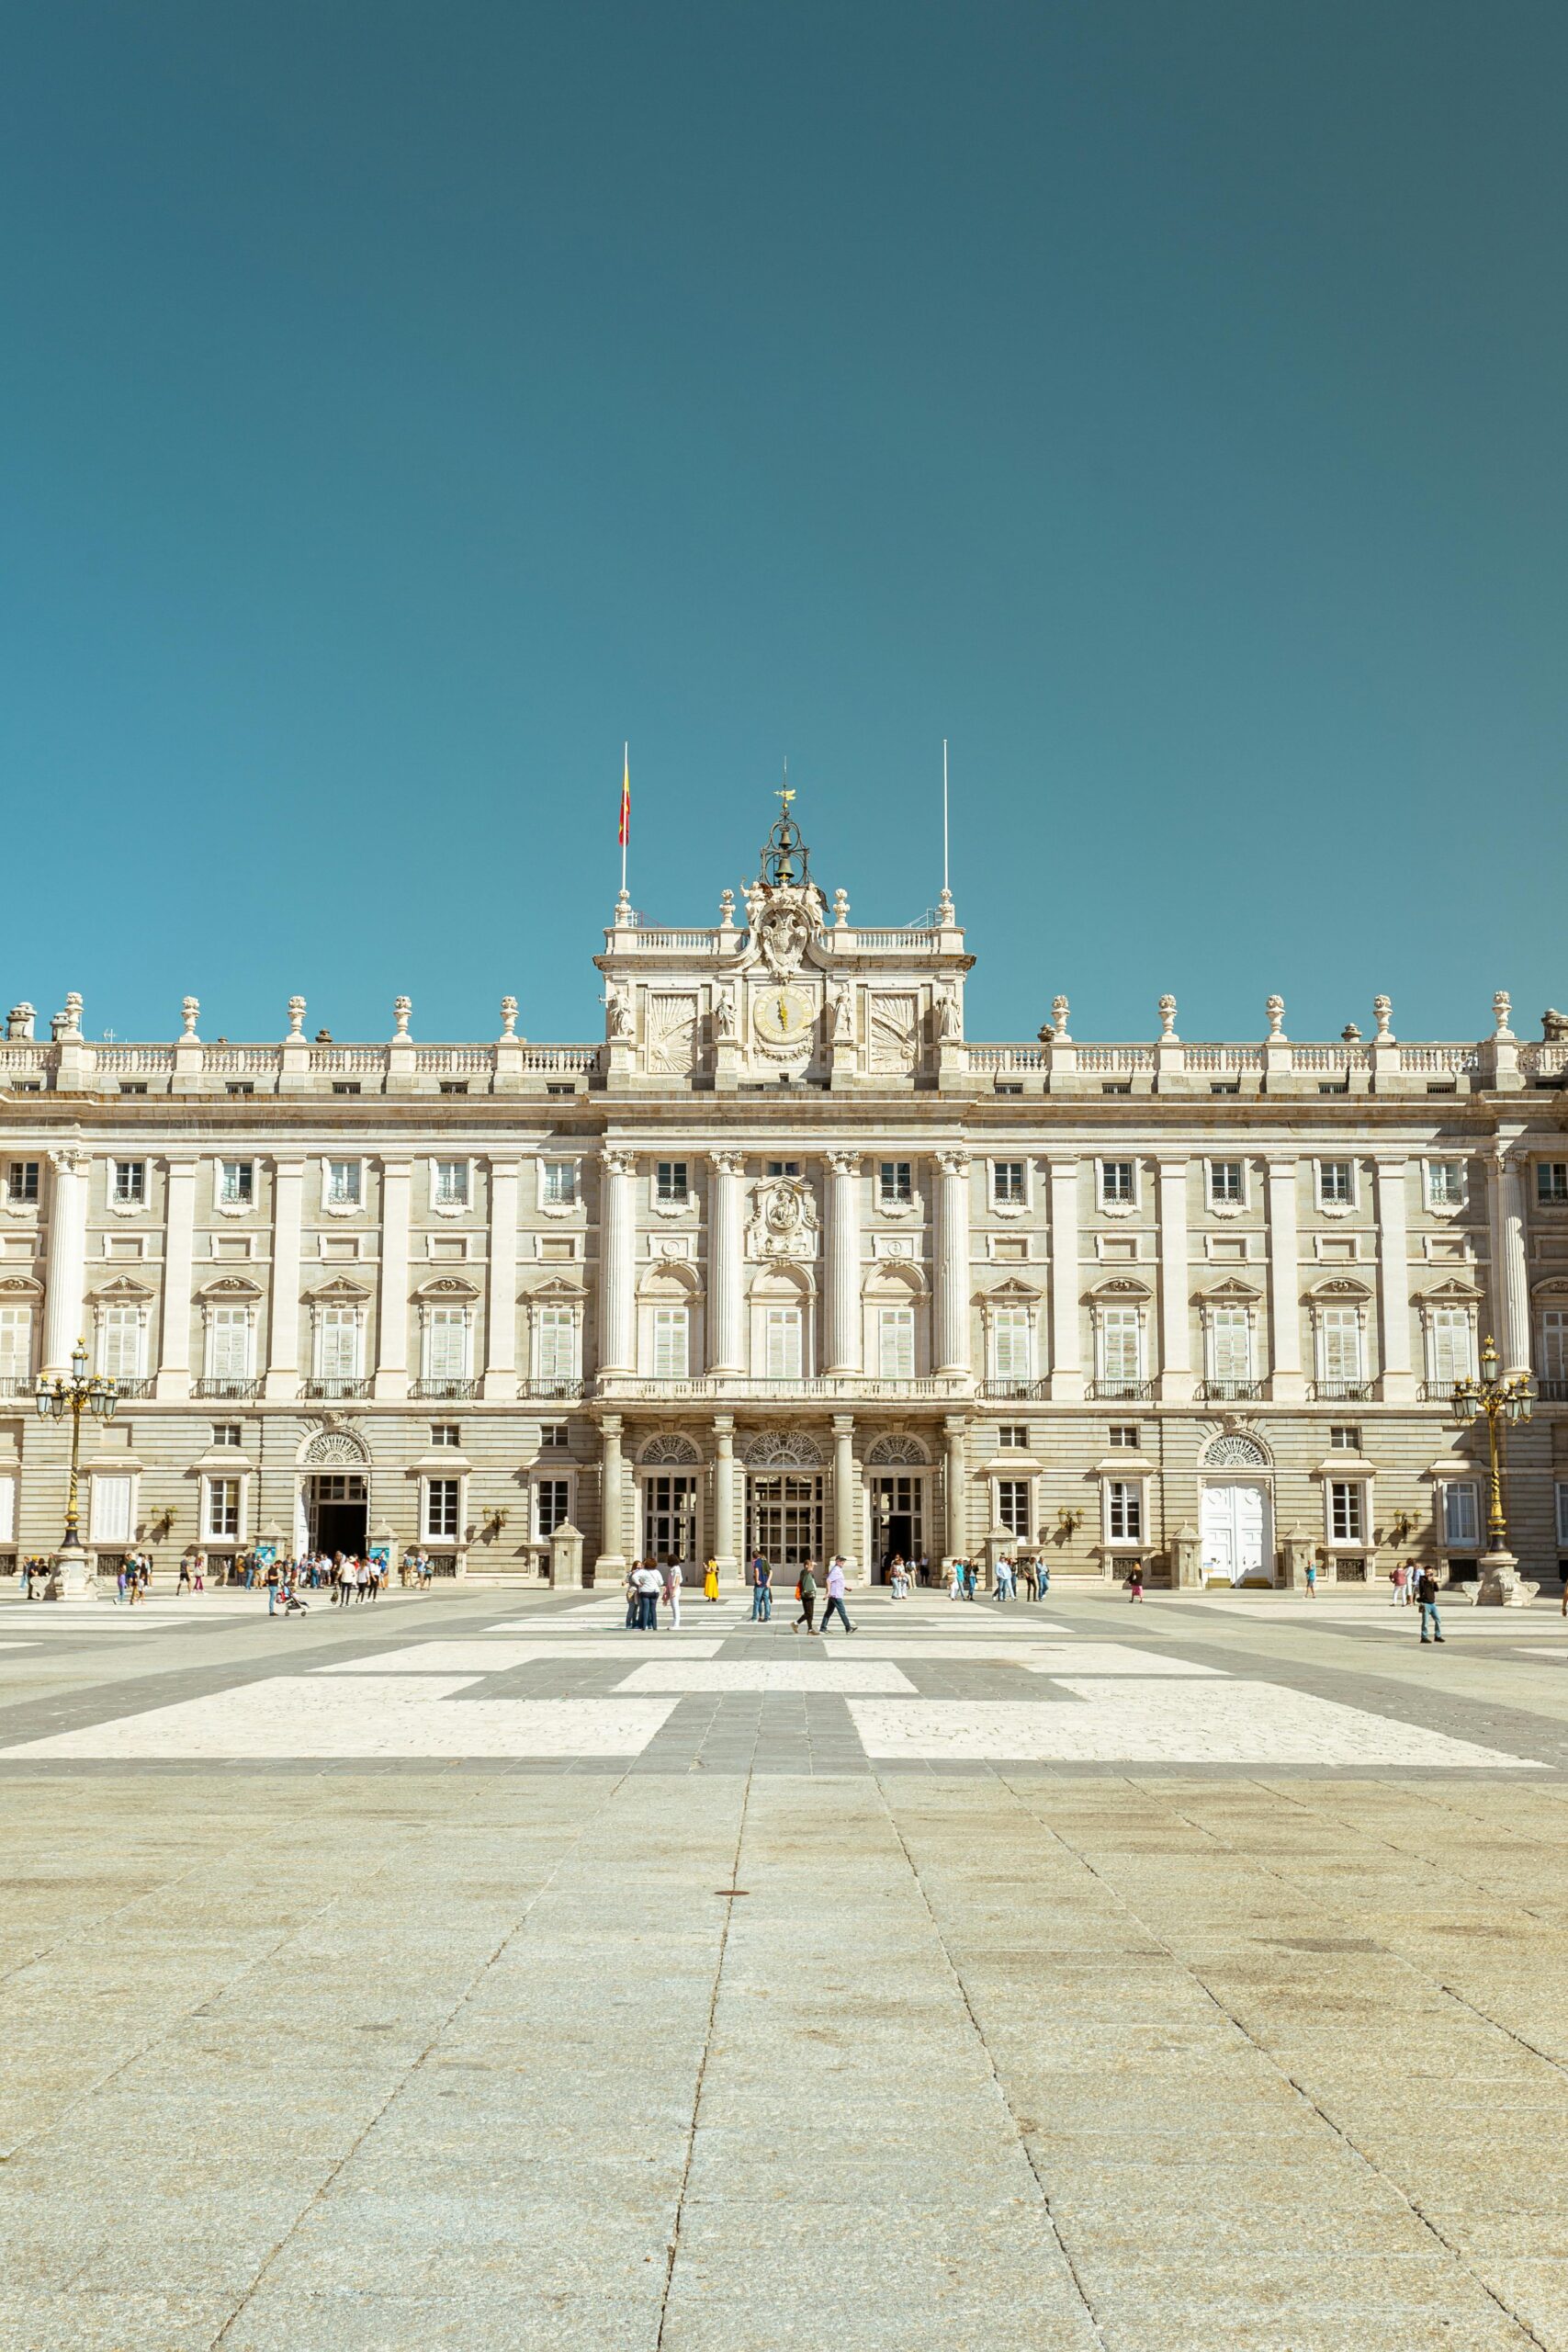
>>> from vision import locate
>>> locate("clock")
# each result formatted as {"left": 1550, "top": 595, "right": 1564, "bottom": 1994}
{"left": 753, "top": 986, "right": 816, "bottom": 1047}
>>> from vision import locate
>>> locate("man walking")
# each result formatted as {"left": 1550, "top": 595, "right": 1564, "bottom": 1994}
{"left": 792, "top": 1559, "right": 818, "bottom": 1635}
{"left": 750, "top": 1555, "right": 773, "bottom": 1622}
{"left": 1416, "top": 1565, "right": 1445, "bottom": 1644}
{"left": 820, "top": 1555, "right": 854, "bottom": 1635}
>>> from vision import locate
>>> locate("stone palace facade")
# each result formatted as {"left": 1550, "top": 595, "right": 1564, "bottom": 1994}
{"left": 3, "top": 800, "right": 1567, "bottom": 1589}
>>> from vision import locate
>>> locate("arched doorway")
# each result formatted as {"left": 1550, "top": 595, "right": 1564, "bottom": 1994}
{"left": 1198, "top": 1432, "right": 1274, "bottom": 1587}
{"left": 739, "top": 1430, "right": 825, "bottom": 1570}
{"left": 864, "top": 1433, "right": 931, "bottom": 1581}
{"left": 296, "top": 1426, "right": 373, "bottom": 1557}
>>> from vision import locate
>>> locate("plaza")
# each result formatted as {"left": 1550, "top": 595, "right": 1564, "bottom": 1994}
{"left": 6, "top": 1582, "right": 1568, "bottom": 2349}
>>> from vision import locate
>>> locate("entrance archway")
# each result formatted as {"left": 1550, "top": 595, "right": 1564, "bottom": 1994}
{"left": 307, "top": 1473, "right": 368, "bottom": 1556}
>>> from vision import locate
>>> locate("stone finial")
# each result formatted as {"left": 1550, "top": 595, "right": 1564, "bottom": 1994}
{"left": 1265, "top": 994, "right": 1286, "bottom": 1039}
{"left": 179, "top": 996, "right": 198, "bottom": 1039}
{"left": 1341, "top": 1023, "right": 1362, "bottom": 1044}
{"left": 500, "top": 995, "right": 518, "bottom": 1039}
{"left": 937, "top": 887, "right": 955, "bottom": 927}
{"left": 1157, "top": 993, "right": 1178, "bottom": 1040}
{"left": 1051, "top": 994, "right": 1070, "bottom": 1042}
{"left": 393, "top": 996, "right": 412, "bottom": 1038}
{"left": 7, "top": 1003, "right": 35, "bottom": 1042}
{"left": 1493, "top": 989, "right": 1514, "bottom": 1039}
{"left": 718, "top": 888, "right": 736, "bottom": 931}
{"left": 287, "top": 996, "right": 306, "bottom": 1038}
{"left": 1543, "top": 1008, "right": 1568, "bottom": 1044}
{"left": 1373, "top": 994, "right": 1393, "bottom": 1039}
{"left": 614, "top": 888, "right": 634, "bottom": 929}
{"left": 832, "top": 888, "right": 850, "bottom": 928}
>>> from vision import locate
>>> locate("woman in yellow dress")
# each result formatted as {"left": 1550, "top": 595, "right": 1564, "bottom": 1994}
{"left": 703, "top": 1556, "right": 720, "bottom": 1603}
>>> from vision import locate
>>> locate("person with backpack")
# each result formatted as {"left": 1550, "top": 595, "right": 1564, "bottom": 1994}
{"left": 792, "top": 1560, "right": 818, "bottom": 1635}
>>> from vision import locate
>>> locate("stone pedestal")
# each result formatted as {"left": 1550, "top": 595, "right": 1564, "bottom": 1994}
{"left": 1170, "top": 1523, "right": 1201, "bottom": 1589}
{"left": 44, "top": 1537, "right": 99, "bottom": 1603}
{"left": 1282, "top": 1528, "right": 1317, "bottom": 1591}
{"left": 1474, "top": 1547, "right": 1539, "bottom": 1607}
{"left": 549, "top": 1521, "right": 584, "bottom": 1589}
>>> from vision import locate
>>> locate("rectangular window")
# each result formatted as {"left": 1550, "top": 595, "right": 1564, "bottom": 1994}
{"left": 1541, "top": 1311, "right": 1568, "bottom": 1385}
{"left": 316, "top": 1306, "right": 363, "bottom": 1381}
{"left": 91, "top": 1472, "right": 134, "bottom": 1544}
{"left": 998, "top": 1424, "right": 1029, "bottom": 1450}
{"left": 6, "top": 1161, "right": 39, "bottom": 1205}
{"left": 1207, "top": 1306, "right": 1252, "bottom": 1383}
{"left": 540, "top": 1421, "right": 570, "bottom": 1451}
{"left": 1209, "top": 1161, "right": 1244, "bottom": 1207}
{"left": 207, "top": 1306, "right": 254, "bottom": 1381}
{"left": 0, "top": 1306, "right": 34, "bottom": 1382}
{"left": 1097, "top": 1306, "right": 1143, "bottom": 1384}
{"left": 1100, "top": 1161, "right": 1135, "bottom": 1206}
{"left": 219, "top": 1159, "right": 254, "bottom": 1207}
{"left": 225, "top": 1082, "right": 253, "bottom": 1097}
{"left": 764, "top": 1306, "right": 804, "bottom": 1378}
{"left": 547, "top": 1083, "right": 574, "bottom": 1097}
{"left": 991, "top": 1161, "right": 1026, "bottom": 1207}
{"left": 423, "top": 1307, "right": 470, "bottom": 1382}
{"left": 332, "top": 1082, "right": 361, "bottom": 1096}
{"left": 766, "top": 1160, "right": 800, "bottom": 1178}
{"left": 326, "top": 1159, "right": 362, "bottom": 1208}
{"left": 1328, "top": 1481, "right": 1365, "bottom": 1542}
{"left": 1106, "top": 1481, "right": 1143, "bottom": 1542}
{"left": 206, "top": 1476, "right": 242, "bottom": 1539}
{"left": 652, "top": 1306, "right": 689, "bottom": 1378}
{"left": 439, "top": 1081, "right": 468, "bottom": 1096}
{"left": 1426, "top": 1306, "right": 1474, "bottom": 1386}
{"left": 996, "top": 1479, "right": 1031, "bottom": 1538}
{"left": 430, "top": 1423, "right": 460, "bottom": 1447}
{"left": 434, "top": 1160, "right": 468, "bottom": 1209}
{"left": 536, "top": 1307, "right": 578, "bottom": 1381}
{"left": 425, "top": 1477, "right": 460, "bottom": 1540}
{"left": 1557, "top": 1480, "right": 1568, "bottom": 1550}
{"left": 1426, "top": 1160, "right": 1465, "bottom": 1209}
{"left": 656, "top": 1161, "right": 689, "bottom": 1204}
{"left": 1538, "top": 1163, "right": 1568, "bottom": 1206}
{"left": 1329, "top": 1424, "right": 1361, "bottom": 1451}
{"left": 1442, "top": 1481, "right": 1481, "bottom": 1549}
{"left": 98, "top": 1306, "right": 146, "bottom": 1380}
{"left": 1318, "top": 1161, "right": 1354, "bottom": 1207}
{"left": 1316, "top": 1306, "right": 1363, "bottom": 1383}
{"left": 990, "top": 1306, "right": 1032, "bottom": 1381}
{"left": 111, "top": 1160, "right": 146, "bottom": 1206}
{"left": 536, "top": 1478, "right": 570, "bottom": 1538}
{"left": 211, "top": 1423, "right": 243, "bottom": 1447}
{"left": 877, "top": 1306, "right": 915, "bottom": 1380}
{"left": 1108, "top": 1423, "right": 1140, "bottom": 1449}
{"left": 542, "top": 1161, "right": 577, "bottom": 1205}
{"left": 878, "top": 1161, "right": 913, "bottom": 1206}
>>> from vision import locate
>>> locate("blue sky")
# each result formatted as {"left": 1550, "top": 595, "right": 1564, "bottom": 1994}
{"left": 4, "top": 2, "right": 1565, "bottom": 1047}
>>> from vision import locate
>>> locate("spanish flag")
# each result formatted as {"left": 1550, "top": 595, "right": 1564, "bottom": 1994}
{"left": 618, "top": 745, "right": 630, "bottom": 848}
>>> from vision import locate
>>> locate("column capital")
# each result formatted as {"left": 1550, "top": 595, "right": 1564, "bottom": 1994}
{"left": 600, "top": 1412, "right": 624, "bottom": 1439}
{"left": 379, "top": 1159, "right": 414, "bottom": 1181}
{"left": 708, "top": 1149, "right": 745, "bottom": 1177}
{"left": 601, "top": 1148, "right": 637, "bottom": 1180}
{"left": 831, "top": 1412, "right": 856, "bottom": 1436}
{"left": 486, "top": 1157, "right": 524, "bottom": 1181}
{"left": 825, "top": 1149, "right": 863, "bottom": 1178}
{"left": 935, "top": 1148, "right": 972, "bottom": 1177}
{"left": 711, "top": 1412, "right": 735, "bottom": 1440}
{"left": 270, "top": 1157, "right": 308, "bottom": 1179}
{"left": 47, "top": 1148, "right": 89, "bottom": 1180}
{"left": 1155, "top": 1154, "right": 1190, "bottom": 1176}
{"left": 943, "top": 1411, "right": 970, "bottom": 1437}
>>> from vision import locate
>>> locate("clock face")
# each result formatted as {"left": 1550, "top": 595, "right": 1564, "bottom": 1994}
{"left": 753, "top": 986, "right": 815, "bottom": 1046}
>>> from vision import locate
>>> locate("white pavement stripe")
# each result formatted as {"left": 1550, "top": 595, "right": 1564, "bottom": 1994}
{"left": 839, "top": 1643, "right": 1218, "bottom": 1673}
{"left": 317, "top": 1640, "right": 724, "bottom": 1673}
{"left": 1, "top": 1678, "right": 681, "bottom": 1758}
{"left": 615, "top": 1661, "right": 916, "bottom": 1693}
{"left": 848, "top": 1683, "right": 1540, "bottom": 1767}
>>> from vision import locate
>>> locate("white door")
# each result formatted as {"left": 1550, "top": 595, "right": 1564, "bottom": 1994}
{"left": 1200, "top": 1482, "right": 1270, "bottom": 1585}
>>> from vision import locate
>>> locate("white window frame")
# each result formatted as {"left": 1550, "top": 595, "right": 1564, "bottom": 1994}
{"left": 322, "top": 1158, "right": 366, "bottom": 1216}
{"left": 650, "top": 1305, "right": 690, "bottom": 1379}
{"left": 1537, "top": 1162, "right": 1568, "bottom": 1208}
{"left": 988, "top": 1304, "right": 1034, "bottom": 1383}
{"left": 423, "top": 1475, "right": 464, "bottom": 1543}
{"left": 1315, "top": 1159, "right": 1358, "bottom": 1215}
{"left": 1095, "top": 1304, "right": 1145, "bottom": 1386}
{"left": 0, "top": 1468, "right": 15, "bottom": 1544}
{"left": 877, "top": 1305, "right": 916, "bottom": 1380}
{"left": 312, "top": 1303, "right": 365, "bottom": 1383}
{"left": 1206, "top": 1158, "right": 1247, "bottom": 1213}
{"left": 539, "top": 1159, "right": 581, "bottom": 1214}
{"left": 763, "top": 1305, "right": 804, "bottom": 1379}
{"left": 1102, "top": 1477, "right": 1145, "bottom": 1545}
{"left": 994, "top": 1477, "right": 1032, "bottom": 1539}
{"left": 654, "top": 1160, "right": 691, "bottom": 1208}
{"left": 109, "top": 1159, "right": 148, "bottom": 1213}
{"left": 203, "top": 1473, "right": 245, "bottom": 1544}
{"left": 1314, "top": 1303, "right": 1366, "bottom": 1385}
{"left": 1204, "top": 1303, "right": 1254, "bottom": 1385}
{"left": 431, "top": 1158, "right": 472, "bottom": 1216}
{"left": 534, "top": 1304, "right": 581, "bottom": 1384}
{"left": 4, "top": 1160, "right": 39, "bottom": 1209}
{"left": 1424, "top": 1305, "right": 1475, "bottom": 1387}
{"left": 1325, "top": 1478, "right": 1368, "bottom": 1545}
{"left": 989, "top": 1159, "right": 1029, "bottom": 1213}
{"left": 997, "top": 1423, "right": 1030, "bottom": 1450}
{"left": 1423, "top": 1159, "right": 1467, "bottom": 1213}
{"left": 216, "top": 1159, "right": 255, "bottom": 1214}
{"left": 1440, "top": 1479, "right": 1481, "bottom": 1550}
{"left": 877, "top": 1160, "right": 915, "bottom": 1210}
{"left": 421, "top": 1303, "right": 473, "bottom": 1384}
{"left": 0, "top": 1303, "right": 36, "bottom": 1385}
{"left": 534, "top": 1475, "right": 574, "bottom": 1543}
{"left": 204, "top": 1304, "right": 256, "bottom": 1382}
{"left": 1097, "top": 1159, "right": 1138, "bottom": 1213}
{"left": 96, "top": 1302, "right": 149, "bottom": 1382}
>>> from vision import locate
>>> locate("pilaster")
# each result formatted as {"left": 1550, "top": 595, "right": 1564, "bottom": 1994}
{"left": 825, "top": 1151, "right": 863, "bottom": 1374}
{"left": 1266, "top": 1159, "right": 1303, "bottom": 1402}
{"left": 155, "top": 1160, "right": 197, "bottom": 1398}
{"left": 265, "top": 1159, "right": 305, "bottom": 1399}
{"left": 482, "top": 1159, "right": 521, "bottom": 1397}
{"left": 1047, "top": 1156, "right": 1083, "bottom": 1400}
{"left": 1374, "top": 1159, "right": 1414, "bottom": 1403}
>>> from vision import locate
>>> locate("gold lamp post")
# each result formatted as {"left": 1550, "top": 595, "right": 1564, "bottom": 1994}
{"left": 34, "top": 1336, "right": 118, "bottom": 1601}
{"left": 1451, "top": 1332, "right": 1536, "bottom": 1607}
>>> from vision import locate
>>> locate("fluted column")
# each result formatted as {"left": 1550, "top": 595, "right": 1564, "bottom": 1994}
{"left": 1047, "top": 1156, "right": 1082, "bottom": 1400}
{"left": 832, "top": 1413, "right": 858, "bottom": 1572}
{"left": 484, "top": 1159, "right": 521, "bottom": 1397}
{"left": 598, "top": 1149, "right": 637, "bottom": 1374}
{"left": 155, "top": 1160, "right": 197, "bottom": 1398}
{"left": 265, "top": 1159, "right": 305, "bottom": 1399}
{"left": 713, "top": 1412, "right": 737, "bottom": 1573}
{"left": 1267, "top": 1159, "right": 1303, "bottom": 1401}
{"left": 598, "top": 1412, "right": 626, "bottom": 1571}
{"left": 1494, "top": 1147, "right": 1531, "bottom": 1376}
{"left": 943, "top": 1413, "right": 968, "bottom": 1563}
{"left": 707, "top": 1151, "right": 745, "bottom": 1374}
{"left": 825, "top": 1152, "right": 863, "bottom": 1374}
{"left": 933, "top": 1149, "right": 972, "bottom": 1374}
{"left": 1156, "top": 1157, "right": 1191, "bottom": 1400}
{"left": 1374, "top": 1159, "right": 1414, "bottom": 1401}
{"left": 375, "top": 1159, "right": 412, "bottom": 1398}
{"left": 41, "top": 1150, "right": 88, "bottom": 1378}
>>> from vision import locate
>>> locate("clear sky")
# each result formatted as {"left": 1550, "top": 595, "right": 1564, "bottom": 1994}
{"left": 5, "top": 2, "right": 1565, "bottom": 1049}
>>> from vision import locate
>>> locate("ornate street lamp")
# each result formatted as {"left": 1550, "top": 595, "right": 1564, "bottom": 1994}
{"left": 1450, "top": 1333, "right": 1536, "bottom": 1607}
{"left": 34, "top": 1337, "right": 118, "bottom": 1601}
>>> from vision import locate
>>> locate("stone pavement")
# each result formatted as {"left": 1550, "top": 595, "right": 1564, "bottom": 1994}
{"left": 4, "top": 1587, "right": 1568, "bottom": 2348}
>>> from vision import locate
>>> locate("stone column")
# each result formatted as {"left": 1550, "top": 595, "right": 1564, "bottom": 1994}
{"left": 374, "top": 1159, "right": 411, "bottom": 1398}
{"left": 1156, "top": 1157, "right": 1192, "bottom": 1401}
{"left": 832, "top": 1413, "right": 859, "bottom": 1573}
{"left": 1047, "top": 1156, "right": 1083, "bottom": 1400}
{"left": 825, "top": 1152, "right": 863, "bottom": 1374}
{"left": 943, "top": 1413, "right": 969, "bottom": 1563}
{"left": 155, "top": 1160, "right": 197, "bottom": 1397}
{"left": 1266, "top": 1159, "right": 1303, "bottom": 1402}
{"left": 707, "top": 1151, "right": 745, "bottom": 1374}
{"left": 1373, "top": 1159, "right": 1414, "bottom": 1402}
{"left": 712, "top": 1412, "right": 737, "bottom": 1574}
{"left": 483, "top": 1159, "right": 521, "bottom": 1398}
{"left": 265, "top": 1159, "right": 305, "bottom": 1399}
{"left": 1494, "top": 1147, "right": 1532, "bottom": 1376}
{"left": 597, "top": 1412, "right": 626, "bottom": 1573}
{"left": 598, "top": 1150, "right": 637, "bottom": 1374}
{"left": 41, "top": 1149, "right": 89, "bottom": 1377}
{"left": 933, "top": 1149, "right": 972, "bottom": 1374}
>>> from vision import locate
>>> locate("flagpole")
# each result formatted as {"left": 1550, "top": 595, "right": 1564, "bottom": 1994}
{"left": 942, "top": 739, "right": 950, "bottom": 896}
{"left": 621, "top": 741, "right": 628, "bottom": 901}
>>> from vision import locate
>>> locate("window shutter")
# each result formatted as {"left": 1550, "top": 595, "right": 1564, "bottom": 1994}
{"left": 0, "top": 1306, "right": 32, "bottom": 1378}
{"left": 1318, "top": 1307, "right": 1362, "bottom": 1382}
{"left": 425, "top": 1308, "right": 468, "bottom": 1381}
{"left": 1099, "top": 1307, "right": 1141, "bottom": 1382}
{"left": 209, "top": 1308, "right": 253, "bottom": 1380}
{"left": 1540, "top": 1312, "right": 1568, "bottom": 1383}
{"left": 1208, "top": 1307, "right": 1251, "bottom": 1381}
{"left": 653, "top": 1308, "right": 689, "bottom": 1378}
{"left": 878, "top": 1307, "right": 915, "bottom": 1380}
{"left": 538, "top": 1309, "right": 575, "bottom": 1380}
{"left": 1427, "top": 1308, "right": 1472, "bottom": 1385}
{"left": 765, "top": 1307, "right": 803, "bottom": 1378}
{"left": 318, "top": 1307, "right": 361, "bottom": 1380}
{"left": 100, "top": 1306, "right": 144, "bottom": 1379}
{"left": 992, "top": 1307, "right": 1031, "bottom": 1380}
{"left": 90, "top": 1473, "right": 133, "bottom": 1544}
